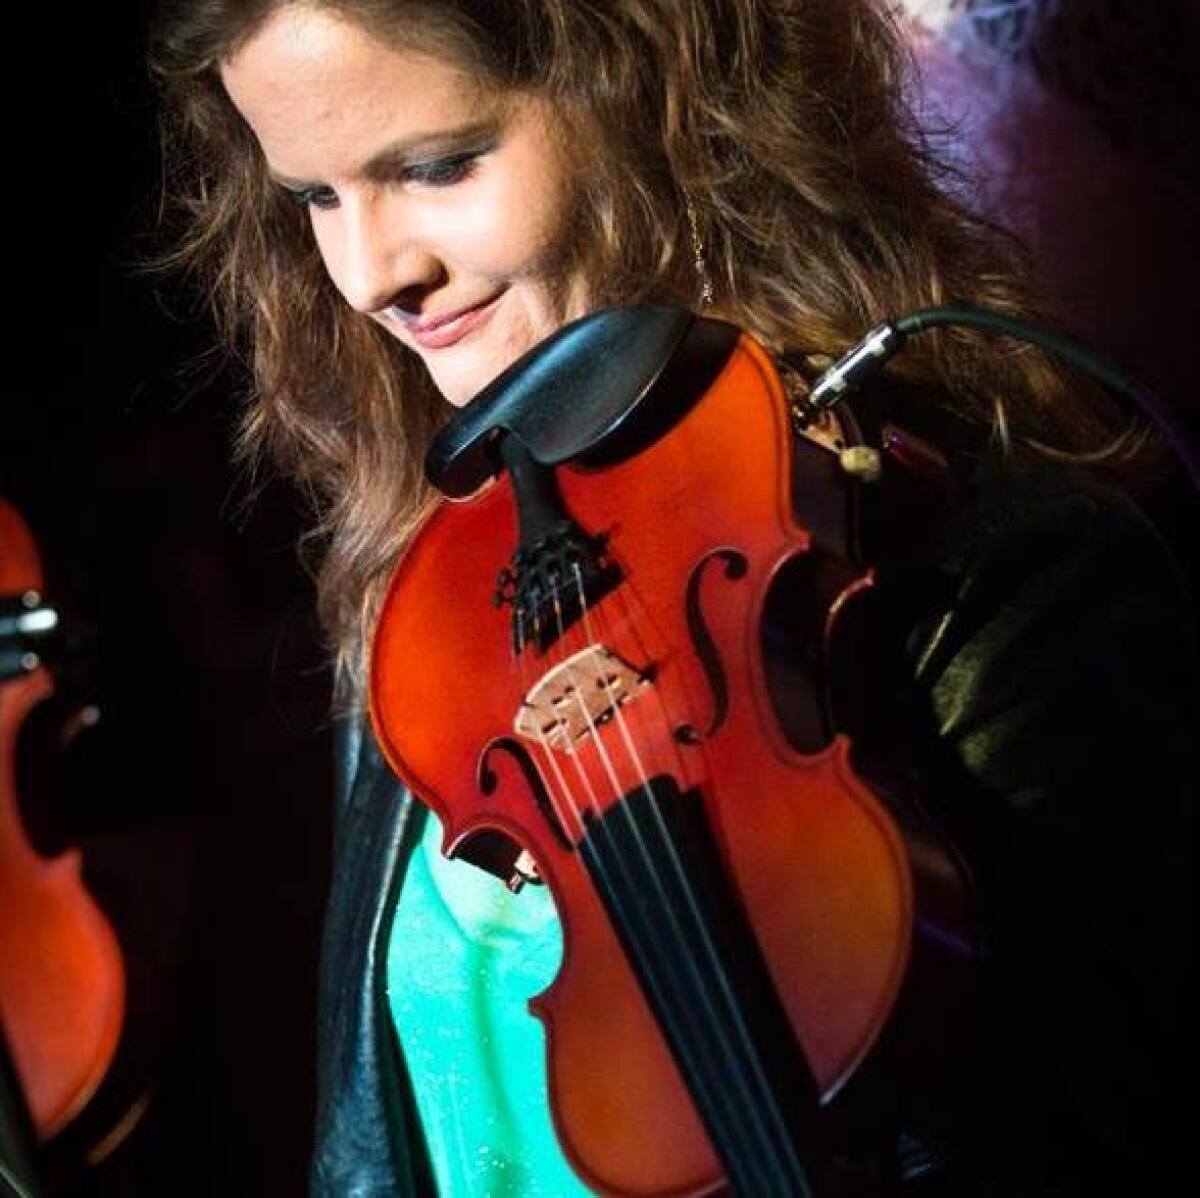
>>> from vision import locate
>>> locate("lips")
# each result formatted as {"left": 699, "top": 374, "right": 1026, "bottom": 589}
{"left": 403, "top": 293, "right": 504, "bottom": 351}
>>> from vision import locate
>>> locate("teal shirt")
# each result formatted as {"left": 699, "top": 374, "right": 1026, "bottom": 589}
{"left": 387, "top": 809, "right": 594, "bottom": 1197}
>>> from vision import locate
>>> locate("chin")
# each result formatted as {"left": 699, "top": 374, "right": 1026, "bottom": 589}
{"left": 435, "top": 369, "right": 487, "bottom": 409}
{"left": 434, "top": 352, "right": 523, "bottom": 409}
{"left": 430, "top": 313, "right": 572, "bottom": 407}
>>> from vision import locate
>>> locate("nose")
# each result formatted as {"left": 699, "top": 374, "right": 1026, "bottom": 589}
{"left": 330, "top": 192, "right": 443, "bottom": 315}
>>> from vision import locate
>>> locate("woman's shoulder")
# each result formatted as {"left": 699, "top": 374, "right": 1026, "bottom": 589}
{"left": 896, "top": 450, "right": 1196, "bottom": 1191}
{"left": 911, "top": 448, "right": 1195, "bottom": 702}
{"left": 938, "top": 446, "right": 1189, "bottom": 587}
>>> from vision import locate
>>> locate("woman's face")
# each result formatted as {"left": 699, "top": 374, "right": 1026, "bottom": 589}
{"left": 221, "top": 6, "right": 591, "bottom": 406}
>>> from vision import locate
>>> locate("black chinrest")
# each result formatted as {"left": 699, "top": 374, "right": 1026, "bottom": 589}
{"left": 424, "top": 304, "right": 738, "bottom": 497}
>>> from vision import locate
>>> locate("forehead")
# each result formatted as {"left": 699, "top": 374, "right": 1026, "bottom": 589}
{"left": 220, "top": 5, "right": 498, "bottom": 179}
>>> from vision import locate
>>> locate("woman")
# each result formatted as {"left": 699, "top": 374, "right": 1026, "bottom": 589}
{"left": 150, "top": 1, "right": 1193, "bottom": 1193}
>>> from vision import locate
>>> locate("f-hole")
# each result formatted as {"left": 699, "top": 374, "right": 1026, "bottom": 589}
{"left": 674, "top": 548, "right": 748, "bottom": 745}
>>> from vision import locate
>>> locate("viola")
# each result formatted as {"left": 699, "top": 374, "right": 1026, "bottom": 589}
{"left": 370, "top": 306, "right": 971, "bottom": 1195}
{"left": 0, "top": 497, "right": 125, "bottom": 1142}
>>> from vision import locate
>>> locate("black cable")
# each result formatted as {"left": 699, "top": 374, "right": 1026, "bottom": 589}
{"left": 797, "top": 303, "right": 1200, "bottom": 487}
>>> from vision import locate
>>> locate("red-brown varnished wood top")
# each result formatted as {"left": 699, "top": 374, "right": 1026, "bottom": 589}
{"left": 370, "top": 334, "right": 911, "bottom": 1196}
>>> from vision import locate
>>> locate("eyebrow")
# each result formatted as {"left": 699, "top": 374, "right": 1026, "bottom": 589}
{"left": 268, "top": 118, "right": 503, "bottom": 189}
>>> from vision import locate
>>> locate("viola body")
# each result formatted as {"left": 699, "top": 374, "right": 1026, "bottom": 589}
{"left": 0, "top": 497, "right": 125, "bottom": 1139}
{"left": 370, "top": 330, "right": 916, "bottom": 1195}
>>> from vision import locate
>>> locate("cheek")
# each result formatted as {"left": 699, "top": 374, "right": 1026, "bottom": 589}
{"left": 515, "top": 167, "right": 576, "bottom": 268}
{"left": 436, "top": 201, "right": 550, "bottom": 279}
{"left": 307, "top": 215, "right": 352, "bottom": 298}
{"left": 448, "top": 163, "right": 577, "bottom": 279}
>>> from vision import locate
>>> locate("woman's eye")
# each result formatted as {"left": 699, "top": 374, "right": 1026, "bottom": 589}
{"left": 280, "top": 147, "right": 484, "bottom": 209}
{"left": 404, "top": 151, "right": 482, "bottom": 187}
{"left": 287, "top": 184, "right": 339, "bottom": 211}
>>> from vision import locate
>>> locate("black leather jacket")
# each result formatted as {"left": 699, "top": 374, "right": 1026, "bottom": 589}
{"left": 310, "top": 428, "right": 1194, "bottom": 1196}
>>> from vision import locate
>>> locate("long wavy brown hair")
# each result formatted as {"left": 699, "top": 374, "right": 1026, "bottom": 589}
{"left": 150, "top": 0, "right": 1121, "bottom": 674}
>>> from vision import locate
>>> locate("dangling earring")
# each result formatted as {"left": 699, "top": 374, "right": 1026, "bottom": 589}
{"left": 683, "top": 190, "right": 715, "bottom": 309}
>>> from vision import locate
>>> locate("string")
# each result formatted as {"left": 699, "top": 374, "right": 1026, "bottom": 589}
{"left": 521, "top": 571, "right": 766, "bottom": 1182}
{"left": 506, "top": 549, "right": 805, "bottom": 1191}
{"left": 548, "top": 566, "right": 784, "bottom": 1189}
{"left": 514, "top": 606, "right": 581, "bottom": 842}
{"left": 568, "top": 563, "right": 800, "bottom": 1190}
{"left": 527, "top": 605, "right": 596, "bottom": 843}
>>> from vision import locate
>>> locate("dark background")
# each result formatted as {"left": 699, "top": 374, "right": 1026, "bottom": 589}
{"left": 5, "top": 4, "right": 330, "bottom": 1194}
{"left": 3, "top": 2, "right": 1197, "bottom": 1196}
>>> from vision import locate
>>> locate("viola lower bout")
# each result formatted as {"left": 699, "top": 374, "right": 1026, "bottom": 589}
{"left": 370, "top": 314, "right": 929, "bottom": 1196}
